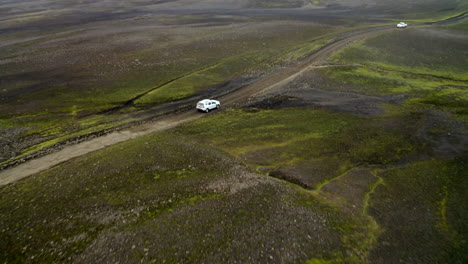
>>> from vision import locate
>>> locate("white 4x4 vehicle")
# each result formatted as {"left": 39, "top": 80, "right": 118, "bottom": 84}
{"left": 196, "top": 99, "right": 220, "bottom": 112}
{"left": 397, "top": 22, "right": 407, "bottom": 28}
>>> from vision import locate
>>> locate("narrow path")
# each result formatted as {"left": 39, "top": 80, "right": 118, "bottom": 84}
{"left": 0, "top": 25, "right": 395, "bottom": 187}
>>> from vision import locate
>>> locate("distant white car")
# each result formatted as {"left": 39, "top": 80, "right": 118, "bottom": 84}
{"left": 397, "top": 22, "right": 407, "bottom": 28}
{"left": 196, "top": 99, "right": 220, "bottom": 112}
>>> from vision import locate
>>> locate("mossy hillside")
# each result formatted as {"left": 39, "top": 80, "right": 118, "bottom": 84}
{"left": 368, "top": 159, "right": 467, "bottom": 263}
{"left": 133, "top": 52, "right": 261, "bottom": 106}
{"left": 9, "top": 116, "right": 136, "bottom": 163}
{"left": 323, "top": 27, "right": 467, "bottom": 117}
{"left": 331, "top": 28, "right": 468, "bottom": 79}
{"left": 132, "top": 25, "right": 337, "bottom": 106}
{"left": 0, "top": 106, "right": 146, "bottom": 166}
{"left": 177, "top": 108, "right": 352, "bottom": 154}
{"left": 176, "top": 108, "right": 419, "bottom": 188}
{"left": 1, "top": 106, "right": 461, "bottom": 263}
{"left": 412, "top": 85, "right": 468, "bottom": 115}
{"left": 175, "top": 107, "right": 425, "bottom": 261}
{"left": 129, "top": 185, "right": 361, "bottom": 264}
{"left": 1, "top": 23, "right": 332, "bottom": 109}
{"left": 401, "top": 6, "right": 468, "bottom": 21}
{"left": 317, "top": 65, "right": 467, "bottom": 100}
{"left": 0, "top": 129, "right": 364, "bottom": 263}
{"left": 175, "top": 107, "right": 465, "bottom": 262}
{"left": 0, "top": 132, "right": 228, "bottom": 263}
{"left": 133, "top": 37, "right": 334, "bottom": 106}
{"left": 0, "top": 30, "right": 198, "bottom": 117}
{"left": 3, "top": 24, "right": 334, "bottom": 113}
{"left": 131, "top": 21, "right": 335, "bottom": 94}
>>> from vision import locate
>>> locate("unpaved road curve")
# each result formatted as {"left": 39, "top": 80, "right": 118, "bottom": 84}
{"left": 0, "top": 25, "right": 395, "bottom": 187}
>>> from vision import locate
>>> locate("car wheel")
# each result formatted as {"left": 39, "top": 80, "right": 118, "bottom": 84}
{"left": 216, "top": 104, "right": 219, "bottom": 109}
{"left": 205, "top": 108, "right": 209, "bottom": 113}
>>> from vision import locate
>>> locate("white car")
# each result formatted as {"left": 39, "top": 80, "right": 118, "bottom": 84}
{"left": 397, "top": 22, "right": 407, "bottom": 28}
{"left": 196, "top": 99, "right": 220, "bottom": 112}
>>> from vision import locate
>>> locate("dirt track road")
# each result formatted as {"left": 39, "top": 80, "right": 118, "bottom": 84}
{"left": 0, "top": 25, "right": 395, "bottom": 187}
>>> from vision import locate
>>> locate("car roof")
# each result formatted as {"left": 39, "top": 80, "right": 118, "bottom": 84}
{"left": 198, "top": 99, "right": 212, "bottom": 103}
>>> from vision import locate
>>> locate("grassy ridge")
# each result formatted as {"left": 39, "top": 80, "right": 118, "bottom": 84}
{"left": 1, "top": 104, "right": 464, "bottom": 262}
{"left": 177, "top": 108, "right": 418, "bottom": 177}
{"left": 331, "top": 28, "right": 468, "bottom": 79}
{"left": 402, "top": 4, "right": 468, "bottom": 21}
{"left": 173, "top": 101, "right": 465, "bottom": 262}
{"left": 326, "top": 26, "right": 468, "bottom": 117}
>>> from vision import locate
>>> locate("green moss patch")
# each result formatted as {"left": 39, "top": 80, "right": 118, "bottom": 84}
{"left": 331, "top": 28, "right": 468, "bottom": 79}
{"left": 368, "top": 159, "right": 467, "bottom": 263}
{"left": 177, "top": 107, "right": 419, "bottom": 189}
{"left": 319, "top": 27, "right": 467, "bottom": 120}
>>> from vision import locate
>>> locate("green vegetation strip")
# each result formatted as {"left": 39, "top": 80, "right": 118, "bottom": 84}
{"left": 177, "top": 107, "right": 418, "bottom": 170}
